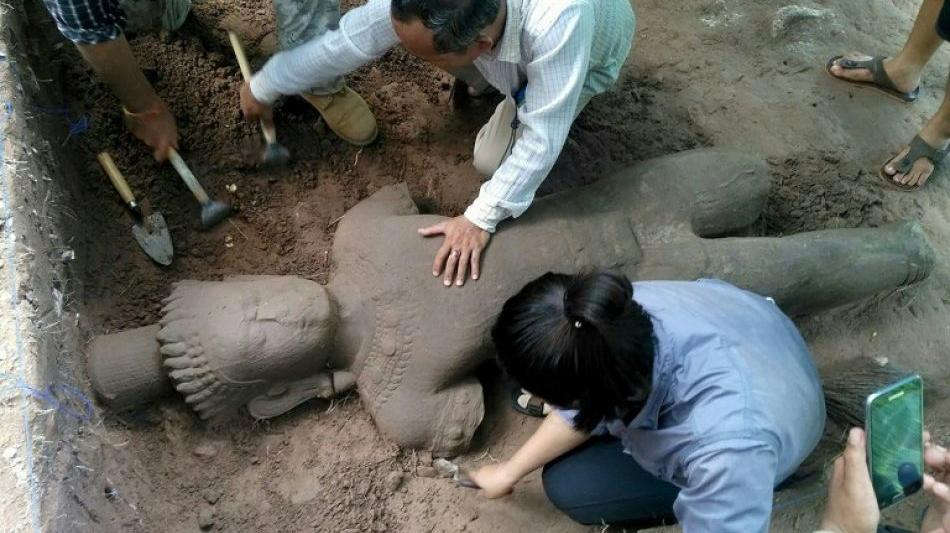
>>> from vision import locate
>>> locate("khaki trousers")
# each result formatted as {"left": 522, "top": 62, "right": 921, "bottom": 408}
{"left": 473, "top": 91, "right": 594, "bottom": 176}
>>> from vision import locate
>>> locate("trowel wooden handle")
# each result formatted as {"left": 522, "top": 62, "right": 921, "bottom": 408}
{"left": 167, "top": 148, "right": 211, "bottom": 205}
{"left": 97, "top": 152, "right": 137, "bottom": 207}
{"left": 228, "top": 31, "right": 254, "bottom": 81}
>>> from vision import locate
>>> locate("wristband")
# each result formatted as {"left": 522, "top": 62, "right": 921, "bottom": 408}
{"left": 121, "top": 105, "right": 163, "bottom": 120}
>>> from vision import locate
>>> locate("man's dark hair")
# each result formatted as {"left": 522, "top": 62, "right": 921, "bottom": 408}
{"left": 491, "top": 270, "right": 656, "bottom": 432}
{"left": 391, "top": 0, "right": 502, "bottom": 54}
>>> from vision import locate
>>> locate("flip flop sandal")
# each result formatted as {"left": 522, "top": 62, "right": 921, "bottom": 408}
{"left": 825, "top": 55, "right": 920, "bottom": 103}
{"left": 879, "top": 134, "right": 949, "bottom": 191}
{"left": 510, "top": 387, "right": 548, "bottom": 417}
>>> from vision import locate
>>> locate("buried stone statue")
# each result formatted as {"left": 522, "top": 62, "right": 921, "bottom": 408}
{"left": 88, "top": 149, "right": 935, "bottom": 455}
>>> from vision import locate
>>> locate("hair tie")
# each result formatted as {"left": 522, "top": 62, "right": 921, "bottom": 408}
{"left": 574, "top": 320, "right": 583, "bottom": 329}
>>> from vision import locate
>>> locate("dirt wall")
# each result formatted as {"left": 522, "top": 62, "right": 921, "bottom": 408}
{"left": 0, "top": 2, "right": 107, "bottom": 531}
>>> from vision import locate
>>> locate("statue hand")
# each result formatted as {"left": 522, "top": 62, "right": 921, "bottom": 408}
{"left": 417, "top": 215, "right": 490, "bottom": 287}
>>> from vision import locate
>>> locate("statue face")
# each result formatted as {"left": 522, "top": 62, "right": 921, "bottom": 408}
{"left": 236, "top": 279, "right": 339, "bottom": 381}
{"left": 156, "top": 277, "right": 340, "bottom": 386}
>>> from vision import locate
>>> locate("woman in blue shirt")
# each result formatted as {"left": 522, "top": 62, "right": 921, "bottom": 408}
{"left": 468, "top": 270, "right": 826, "bottom": 532}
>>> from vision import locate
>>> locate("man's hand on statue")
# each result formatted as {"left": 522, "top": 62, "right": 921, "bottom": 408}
{"left": 418, "top": 215, "right": 491, "bottom": 287}
{"left": 467, "top": 462, "right": 518, "bottom": 499}
{"left": 921, "top": 430, "right": 950, "bottom": 533}
{"left": 123, "top": 99, "right": 179, "bottom": 162}
{"left": 240, "top": 81, "right": 274, "bottom": 124}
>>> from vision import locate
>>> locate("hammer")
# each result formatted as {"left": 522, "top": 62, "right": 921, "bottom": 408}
{"left": 229, "top": 31, "right": 291, "bottom": 167}
{"left": 168, "top": 148, "right": 232, "bottom": 228}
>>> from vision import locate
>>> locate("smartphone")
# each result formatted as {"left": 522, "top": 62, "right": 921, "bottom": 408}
{"left": 865, "top": 374, "right": 924, "bottom": 509}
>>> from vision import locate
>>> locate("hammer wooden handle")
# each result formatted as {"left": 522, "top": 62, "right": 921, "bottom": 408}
{"left": 167, "top": 148, "right": 211, "bottom": 205}
{"left": 229, "top": 31, "right": 281, "bottom": 146}
{"left": 97, "top": 152, "right": 137, "bottom": 207}
{"left": 229, "top": 31, "right": 254, "bottom": 82}
{"left": 260, "top": 122, "right": 278, "bottom": 144}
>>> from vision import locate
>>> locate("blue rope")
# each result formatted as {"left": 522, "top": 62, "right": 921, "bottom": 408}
{"left": 0, "top": 373, "right": 94, "bottom": 422}
{"left": 32, "top": 104, "right": 90, "bottom": 137}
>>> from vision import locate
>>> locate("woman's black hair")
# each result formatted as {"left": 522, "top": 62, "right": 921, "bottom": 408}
{"left": 491, "top": 270, "right": 655, "bottom": 432}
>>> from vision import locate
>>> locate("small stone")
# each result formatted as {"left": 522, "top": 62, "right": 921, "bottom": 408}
{"left": 202, "top": 488, "right": 222, "bottom": 504}
{"left": 676, "top": 61, "right": 691, "bottom": 73}
{"left": 385, "top": 471, "right": 404, "bottom": 492}
{"left": 432, "top": 458, "right": 458, "bottom": 478}
{"left": 250, "top": 455, "right": 259, "bottom": 464}
{"left": 416, "top": 466, "right": 438, "bottom": 478}
{"left": 193, "top": 443, "right": 217, "bottom": 461}
{"left": 198, "top": 507, "right": 215, "bottom": 530}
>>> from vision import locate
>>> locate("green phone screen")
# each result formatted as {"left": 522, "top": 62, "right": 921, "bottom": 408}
{"left": 866, "top": 375, "right": 924, "bottom": 509}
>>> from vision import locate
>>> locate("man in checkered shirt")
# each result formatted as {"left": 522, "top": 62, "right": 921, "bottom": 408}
{"left": 241, "top": 0, "right": 636, "bottom": 286}
{"left": 40, "top": 0, "right": 379, "bottom": 161}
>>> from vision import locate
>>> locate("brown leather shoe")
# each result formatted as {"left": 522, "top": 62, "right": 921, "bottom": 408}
{"left": 300, "top": 86, "right": 378, "bottom": 146}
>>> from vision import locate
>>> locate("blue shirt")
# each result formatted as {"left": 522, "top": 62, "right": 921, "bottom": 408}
{"left": 558, "top": 279, "right": 825, "bottom": 533}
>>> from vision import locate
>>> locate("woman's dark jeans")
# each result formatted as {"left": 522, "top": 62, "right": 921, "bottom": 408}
{"left": 541, "top": 437, "right": 680, "bottom": 528}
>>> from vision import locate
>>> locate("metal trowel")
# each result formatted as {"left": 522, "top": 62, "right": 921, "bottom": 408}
{"left": 432, "top": 459, "right": 481, "bottom": 489}
{"left": 97, "top": 152, "right": 174, "bottom": 266}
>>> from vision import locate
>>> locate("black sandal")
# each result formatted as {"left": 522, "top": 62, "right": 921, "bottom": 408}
{"left": 510, "top": 387, "right": 548, "bottom": 417}
{"left": 880, "top": 134, "right": 949, "bottom": 191}
{"left": 826, "top": 55, "right": 920, "bottom": 103}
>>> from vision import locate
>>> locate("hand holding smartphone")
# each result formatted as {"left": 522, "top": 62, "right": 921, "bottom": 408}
{"left": 865, "top": 375, "right": 925, "bottom": 509}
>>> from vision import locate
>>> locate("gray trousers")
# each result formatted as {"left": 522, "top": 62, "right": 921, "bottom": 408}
{"left": 272, "top": 0, "right": 344, "bottom": 95}
{"left": 122, "top": 0, "right": 343, "bottom": 95}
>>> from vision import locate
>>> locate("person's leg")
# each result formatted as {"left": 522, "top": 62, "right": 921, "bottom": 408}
{"left": 472, "top": 90, "right": 594, "bottom": 176}
{"left": 118, "top": 0, "right": 191, "bottom": 35}
{"left": 829, "top": 0, "right": 944, "bottom": 94}
{"left": 272, "top": 0, "right": 377, "bottom": 145}
{"left": 883, "top": 70, "right": 950, "bottom": 187}
{"left": 473, "top": 96, "right": 519, "bottom": 176}
{"left": 273, "top": 0, "right": 345, "bottom": 95}
{"left": 541, "top": 437, "right": 679, "bottom": 527}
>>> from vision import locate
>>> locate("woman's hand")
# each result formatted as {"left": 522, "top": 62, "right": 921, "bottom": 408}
{"left": 466, "top": 413, "right": 589, "bottom": 499}
{"left": 467, "top": 462, "right": 519, "bottom": 499}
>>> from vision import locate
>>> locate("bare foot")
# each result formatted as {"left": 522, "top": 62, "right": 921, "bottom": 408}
{"left": 883, "top": 122, "right": 950, "bottom": 189}
{"left": 828, "top": 53, "right": 919, "bottom": 94}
